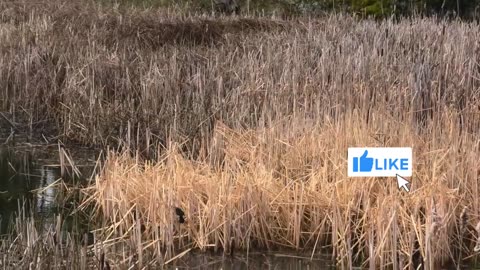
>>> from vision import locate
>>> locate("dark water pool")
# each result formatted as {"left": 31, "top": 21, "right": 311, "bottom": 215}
{"left": 0, "top": 147, "right": 57, "bottom": 233}
{"left": 0, "top": 146, "right": 94, "bottom": 233}
{"left": 166, "top": 252, "right": 334, "bottom": 269}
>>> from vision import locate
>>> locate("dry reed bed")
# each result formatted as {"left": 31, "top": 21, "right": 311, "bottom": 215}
{"left": 1, "top": 1, "right": 478, "bottom": 149}
{"left": 0, "top": 0, "right": 290, "bottom": 146}
{"left": 0, "top": 0, "right": 479, "bottom": 268}
{"left": 85, "top": 113, "right": 479, "bottom": 269}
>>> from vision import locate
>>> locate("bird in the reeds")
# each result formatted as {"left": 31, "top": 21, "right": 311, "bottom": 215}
{"left": 100, "top": 252, "right": 111, "bottom": 270}
{"left": 175, "top": 207, "right": 185, "bottom": 224}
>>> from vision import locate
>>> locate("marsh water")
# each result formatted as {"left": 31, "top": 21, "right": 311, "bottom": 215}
{"left": 0, "top": 146, "right": 65, "bottom": 234}
{"left": 0, "top": 146, "right": 333, "bottom": 269}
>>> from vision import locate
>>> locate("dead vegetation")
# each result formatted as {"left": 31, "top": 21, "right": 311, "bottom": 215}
{"left": 0, "top": 0, "right": 479, "bottom": 268}
{"left": 84, "top": 115, "right": 480, "bottom": 268}
{"left": 0, "top": 203, "right": 96, "bottom": 269}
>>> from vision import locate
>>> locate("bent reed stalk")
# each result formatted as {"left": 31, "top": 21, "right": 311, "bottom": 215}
{"left": 0, "top": 0, "right": 479, "bottom": 268}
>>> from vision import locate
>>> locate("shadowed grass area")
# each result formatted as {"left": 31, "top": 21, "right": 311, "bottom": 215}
{"left": 93, "top": 0, "right": 299, "bottom": 15}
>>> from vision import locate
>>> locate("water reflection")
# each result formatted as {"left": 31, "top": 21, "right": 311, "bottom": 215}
{"left": 0, "top": 147, "right": 72, "bottom": 234}
{"left": 37, "top": 166, "right": 57, "bottom": 213}
{"left": 169, "top": 253, "right": 334, "bottom": 270}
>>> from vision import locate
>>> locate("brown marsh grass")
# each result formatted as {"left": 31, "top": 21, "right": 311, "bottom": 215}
{"left": 0, "top": 205, "right": 97, "bottom": 269}
{"left": 0, "top": 0, "right": 479, "bottom": 268}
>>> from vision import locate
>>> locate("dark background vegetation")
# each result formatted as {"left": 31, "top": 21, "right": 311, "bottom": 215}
{"left": 102, "top": 0, "right": 480, "bottom": 18}
{"left": 1, "top": 0, "right": 479, "bottom": 158}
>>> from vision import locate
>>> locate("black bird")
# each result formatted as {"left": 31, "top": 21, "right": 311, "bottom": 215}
{"left": 99, "top": 252, "right": 111, "bottom": 270}
{"left": 175, "top": 207, "right": 185, "bottom": 224}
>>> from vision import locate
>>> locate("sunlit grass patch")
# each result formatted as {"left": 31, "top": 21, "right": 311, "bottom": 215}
{"left": 85, "top": 113, "right": 480, "bottom": 268}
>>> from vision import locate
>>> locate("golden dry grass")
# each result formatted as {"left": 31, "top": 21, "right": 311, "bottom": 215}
{"left": 86, "top": 112, "right": 479, "bottom": 268}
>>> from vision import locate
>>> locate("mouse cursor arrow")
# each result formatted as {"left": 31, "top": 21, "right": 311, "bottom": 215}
{"left": 396, "top": 174, "right": 410, "bottom": 192}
